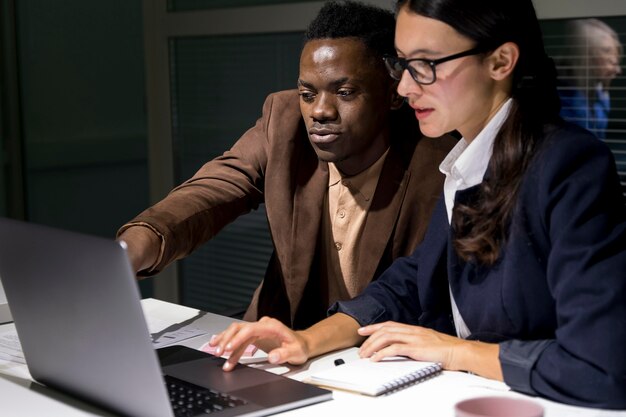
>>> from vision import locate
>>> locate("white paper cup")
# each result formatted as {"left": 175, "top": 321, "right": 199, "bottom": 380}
{"left": 455, "top": 396, "right": 544, "bottom": 417}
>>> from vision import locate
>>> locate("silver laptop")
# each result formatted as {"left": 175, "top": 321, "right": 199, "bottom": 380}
{"left": 0, "top": 217, "right": 331, "bottom": 417}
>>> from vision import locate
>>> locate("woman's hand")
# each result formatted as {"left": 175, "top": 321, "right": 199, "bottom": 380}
{"left": 358, "top": 321, "right": 503, "bottom": 381}
{"left": 210, "top": 317, "right": 310, "bottom": 371}
{"left": 357, "top": 321, "right": 466, "bottom": 370}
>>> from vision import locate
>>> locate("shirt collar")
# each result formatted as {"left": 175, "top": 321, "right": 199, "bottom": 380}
{"left": 328, "top": 148, "right": 389, "bottom": 202}
{"left": 439, "top": 98, "right": 512, "bottom": 188}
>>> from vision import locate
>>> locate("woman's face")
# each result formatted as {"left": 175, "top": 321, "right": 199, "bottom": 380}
{"left": 395, "top": 7, "right": 506, "bottom": 141}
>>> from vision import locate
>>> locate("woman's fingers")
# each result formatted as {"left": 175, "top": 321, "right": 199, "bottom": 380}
{"left": 356, "top": 321, "right": 463, "bottom": 368}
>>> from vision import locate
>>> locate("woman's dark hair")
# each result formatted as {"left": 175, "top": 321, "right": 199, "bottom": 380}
{"left": 305, "top": 0, "right": 396, "bottom": 60}
{"left": 396, "top": 0, "right": 561, "bottom": 265}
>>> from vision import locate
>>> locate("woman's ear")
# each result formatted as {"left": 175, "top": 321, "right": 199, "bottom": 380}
{"left": 488, "top": 42, "right": 519, "bottom": 81}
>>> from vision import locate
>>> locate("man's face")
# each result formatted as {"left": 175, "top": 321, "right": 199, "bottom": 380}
{"left": 592, "top": 35, "right": 622, "bottom": 87}
{"left": 298, "top": 38, "right": 395, "bottom": 175}
{"left": 589, "top": 31, "right": 622, "bottom": 88}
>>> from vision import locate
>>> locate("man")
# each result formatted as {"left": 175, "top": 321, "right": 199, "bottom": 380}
{"left": 117, "top": 0, "right": 456, "bottom": 329}
{"left": 558, "top": 18, "right": 623, "bottom": 139}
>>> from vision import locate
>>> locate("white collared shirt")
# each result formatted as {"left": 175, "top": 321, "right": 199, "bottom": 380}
{"left": 438, "top": 99, "right": 512, "bottom": 339}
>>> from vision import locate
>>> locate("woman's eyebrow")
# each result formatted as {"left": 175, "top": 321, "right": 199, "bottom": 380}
{"left": 396, "top": 46, "right": 441, "bottom": 57}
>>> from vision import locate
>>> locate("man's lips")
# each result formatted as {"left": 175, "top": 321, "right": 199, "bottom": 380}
{"left": 309, "top": 129, "right": 341, "bottom": 144}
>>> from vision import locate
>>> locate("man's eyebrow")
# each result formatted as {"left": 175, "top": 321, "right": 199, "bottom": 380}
{"left": 297, "top": 79, "right": 315, "bottom": 89}
{"left": 329, "top": 77, "right": 351, "bottom": 87}
{"left": 297, "top": 77, "right": 354, "bottom": 89}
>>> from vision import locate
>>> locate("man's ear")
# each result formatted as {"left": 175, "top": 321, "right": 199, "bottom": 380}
{"left": 390, "top": 83, "right": 405, "bottom": 110}
{"left": 488, "top": 42, "right": 519, "bottom": 81}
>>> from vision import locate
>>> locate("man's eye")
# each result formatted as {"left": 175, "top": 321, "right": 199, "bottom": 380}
{"left": 337, "top": 89, "right": 354, "bottom": 98}
{"left": 298, "top": 91, "right": 315, "bottom": 102}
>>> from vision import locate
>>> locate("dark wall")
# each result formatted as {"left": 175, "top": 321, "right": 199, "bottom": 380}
{"left": 15, "top": 0, "right": 149, "bottom": 238}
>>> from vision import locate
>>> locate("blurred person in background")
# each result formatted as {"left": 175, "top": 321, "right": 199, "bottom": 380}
{"left": 558, "top": 18, "right": 623, "bottom": 139}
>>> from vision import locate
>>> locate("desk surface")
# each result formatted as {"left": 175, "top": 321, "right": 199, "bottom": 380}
{"left": 0, "top": 298, "right": 624, "bottom": 417}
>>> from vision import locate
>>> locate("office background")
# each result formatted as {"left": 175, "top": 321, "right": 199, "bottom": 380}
{"left": 0, "top": 0, "right": 624, "bottom": 316}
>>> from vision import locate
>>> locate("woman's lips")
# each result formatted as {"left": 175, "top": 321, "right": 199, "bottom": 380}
{"left": 414, "top": 107, "right": 434, "bottom": 120}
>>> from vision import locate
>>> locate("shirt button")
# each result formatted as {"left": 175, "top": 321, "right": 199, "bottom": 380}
{"left": 338, "top": 210, "right": 346, "bottom": 218}
{"left": 335, "top": 242, "right": 342, "bottom": 251}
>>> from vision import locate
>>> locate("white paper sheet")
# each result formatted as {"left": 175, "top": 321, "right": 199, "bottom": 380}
{"left": 0, "top": 328, "right": 25, "bottom": 365}
{"left": 147, "top": 316, "right": 208, "bottom": 348}
{"left": 0, "top": 277, "right": 12, "bottom": 323}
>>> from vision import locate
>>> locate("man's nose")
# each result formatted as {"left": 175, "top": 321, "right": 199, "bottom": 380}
{"left": 312, "top": 93, "right": 338, "bottom": 121}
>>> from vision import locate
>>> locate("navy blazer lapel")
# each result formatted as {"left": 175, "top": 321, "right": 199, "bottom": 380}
{"left": 416, "top": 196, "right": 450, "bottom": 313}
{"left": 446, "top": 184, "right": 503, "bottom": 340}
{"left": 446, "top": 186, "right": 479, "bottom": 298}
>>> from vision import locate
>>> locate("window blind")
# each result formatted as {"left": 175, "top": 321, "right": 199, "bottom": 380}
{"left": 541, "top": 17, "right": 626, "bottom": 199}
{"left": 169, "top": 32, "right": 302, "bottom": 315}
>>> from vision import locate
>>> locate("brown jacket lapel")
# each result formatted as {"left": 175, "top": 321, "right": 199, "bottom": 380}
{"left": 353, "top": 147, "right": 410, "bottom": 294}
{"left": 287, "top": 157, "right": 328, "bottom": 321}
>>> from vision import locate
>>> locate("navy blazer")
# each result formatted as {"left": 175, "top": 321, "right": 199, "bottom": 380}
{"left": 332, "top": 122, "right": 626, "bottom": 408}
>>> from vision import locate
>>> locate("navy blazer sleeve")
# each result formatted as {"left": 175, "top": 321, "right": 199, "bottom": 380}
{"left": 329, "top": 252, "right": 423, "bottom": 326}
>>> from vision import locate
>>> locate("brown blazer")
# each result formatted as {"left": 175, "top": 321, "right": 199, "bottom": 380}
{"left": 121, "top": 90, "right": 457, "bottom": 329}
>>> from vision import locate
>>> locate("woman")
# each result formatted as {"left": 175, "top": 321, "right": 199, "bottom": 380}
{"left": 212, "top": 0, "right": 626, "bottom": 408}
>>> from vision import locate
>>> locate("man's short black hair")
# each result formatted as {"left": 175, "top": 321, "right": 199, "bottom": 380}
{"left": 304, "top": 0, "right": 396, "bottom": 59}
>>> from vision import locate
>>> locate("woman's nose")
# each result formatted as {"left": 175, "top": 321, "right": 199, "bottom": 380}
{"left": 396, "top": 69, "right": 423, "bottom": 101}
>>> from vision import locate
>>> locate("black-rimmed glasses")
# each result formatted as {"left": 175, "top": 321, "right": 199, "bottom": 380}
{"left": 383, "top": 47, "right": 485, "bottom": 85}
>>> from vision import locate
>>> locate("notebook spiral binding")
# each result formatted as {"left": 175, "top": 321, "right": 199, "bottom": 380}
{"left": 380, "top": 363, "right": 442, "bottom": 396}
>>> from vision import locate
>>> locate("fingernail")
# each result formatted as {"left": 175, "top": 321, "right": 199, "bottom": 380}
{"left": 268, "top": 353, "right": 279, "bottom": 364}
{"left": 222, "top": 362, "right": 231, "bottom": 371}
{"left": 215, "top": 346, "right": 222, "bottom": 355}
{"left": 225, "top": 343, "right": 232, "bottom": 351}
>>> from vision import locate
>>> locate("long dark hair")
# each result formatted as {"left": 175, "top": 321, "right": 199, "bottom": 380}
{"left": 396, "top": 0, "right": 561, "bottom": 264}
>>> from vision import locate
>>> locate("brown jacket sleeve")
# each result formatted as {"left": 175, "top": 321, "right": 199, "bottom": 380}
{"left": 117, "top": 91, "right": 299, "bottom": 274}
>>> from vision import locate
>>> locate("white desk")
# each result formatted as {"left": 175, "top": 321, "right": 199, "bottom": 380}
{"left": 0, "top": 298, "right": 624, "bottom": 417}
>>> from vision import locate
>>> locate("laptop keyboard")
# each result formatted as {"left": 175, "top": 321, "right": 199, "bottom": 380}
{"left": 165, "top": 375, "right": 248, "bottom": 416}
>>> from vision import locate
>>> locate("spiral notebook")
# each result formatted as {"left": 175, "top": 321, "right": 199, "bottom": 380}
{"left": 307, "top": 356, "right": 441, "bottom": 396}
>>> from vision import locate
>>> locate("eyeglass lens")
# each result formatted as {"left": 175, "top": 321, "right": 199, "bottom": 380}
{"left": 385, "top": 57, "right": 435, "bottom": 84}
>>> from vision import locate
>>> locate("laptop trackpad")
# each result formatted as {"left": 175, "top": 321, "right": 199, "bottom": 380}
{"left": 230, "top": 378, "right": 329, "bottom": 407}
{"left": 164, "top": 357, "right": 281, "bottom": 393}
